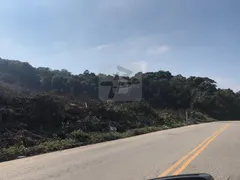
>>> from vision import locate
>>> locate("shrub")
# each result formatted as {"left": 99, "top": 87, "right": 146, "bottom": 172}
{"left": 68, "top": 131, "right": 91, "bottom": 143}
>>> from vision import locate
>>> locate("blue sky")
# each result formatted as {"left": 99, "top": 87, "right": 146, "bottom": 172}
{"left": 0, "top": 0, "right": 240, "bottom": 90}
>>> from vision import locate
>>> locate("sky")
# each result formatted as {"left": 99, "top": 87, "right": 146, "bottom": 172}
{"left": 0, "top": 0, "right": 240, "bottom": 91}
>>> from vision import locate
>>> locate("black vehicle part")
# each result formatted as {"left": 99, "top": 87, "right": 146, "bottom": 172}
{"left": 151, "top": 173, "right": 214, "bottom": 180}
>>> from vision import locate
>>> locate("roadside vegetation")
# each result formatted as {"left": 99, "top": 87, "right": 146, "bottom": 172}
{"left": 0, "top": 58, "right": 238, "bottom": 161}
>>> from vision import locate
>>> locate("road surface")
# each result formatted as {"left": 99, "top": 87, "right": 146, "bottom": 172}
{"left": 0, "top": 121, "right": 239, "bottom": 180}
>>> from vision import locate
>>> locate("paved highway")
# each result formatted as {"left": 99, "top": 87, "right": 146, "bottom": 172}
{"left": 0, "top": 121, "right": 239, "bottom": 180}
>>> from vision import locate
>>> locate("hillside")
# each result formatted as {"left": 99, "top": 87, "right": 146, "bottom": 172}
{"left": 0, "top": 57, "right": 239, "bottom": 161}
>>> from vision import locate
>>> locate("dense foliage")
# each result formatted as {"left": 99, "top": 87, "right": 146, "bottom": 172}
{"left": 1, "top": 58, "right": 239, "bottom": 119}
{"left": 0, "top": 57, "right": 238, "bottom": 161}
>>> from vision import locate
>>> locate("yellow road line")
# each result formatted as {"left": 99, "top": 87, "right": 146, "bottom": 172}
{"left": 158, "top": 126, "right": 224, "bottom": 177}
{"left": 158, "top": 124, "right": 229, "bottom": 177}
{"left": 172, "top": 123, "right": 229, "bottom": 175}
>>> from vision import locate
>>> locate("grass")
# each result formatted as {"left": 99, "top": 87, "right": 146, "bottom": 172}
{"left": 0, "top": 119, "right": 214, "bottom": 162}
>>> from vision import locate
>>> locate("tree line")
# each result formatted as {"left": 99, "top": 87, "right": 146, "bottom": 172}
{"left": 0, "top": 57, "right": 239, "bottom": 120}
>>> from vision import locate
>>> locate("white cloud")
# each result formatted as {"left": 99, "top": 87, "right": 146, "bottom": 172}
{"left": 146, "top": 45, "right": 170, "bottom": 55}
{"left": 132, "top": 61, "right": 148, "bottom": 73}
{"left": 92, "top": 35, "right": 169, "bottom": 74}
{"left": 95, "top": 44, "right": 111, "bottom": 50}
{"left": 94, "top": 35, "right": 169, "bottom": 56}
{"left": 0, "top": 34, "right": 168, "bottom": 75}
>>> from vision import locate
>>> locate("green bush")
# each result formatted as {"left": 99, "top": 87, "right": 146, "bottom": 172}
{"left": 101, "top": 132, "right": 123, "bottom": 141}
{"left": 68, "top": 131, "right": 91, "bottom": 143}
{"left": 35, "top": 139, "right": 76, "bottom": 152}
{"left": 0, "top": 145, "right": 27, "bottom": 161}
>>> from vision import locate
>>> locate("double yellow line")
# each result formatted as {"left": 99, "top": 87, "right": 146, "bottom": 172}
{"left": 158, "top": 123, "right": 230, "bottom": 177}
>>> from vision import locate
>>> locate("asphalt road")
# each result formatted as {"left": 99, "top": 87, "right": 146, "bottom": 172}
{"left": 0, "top": 121, "right": 239, "bottom": 180}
